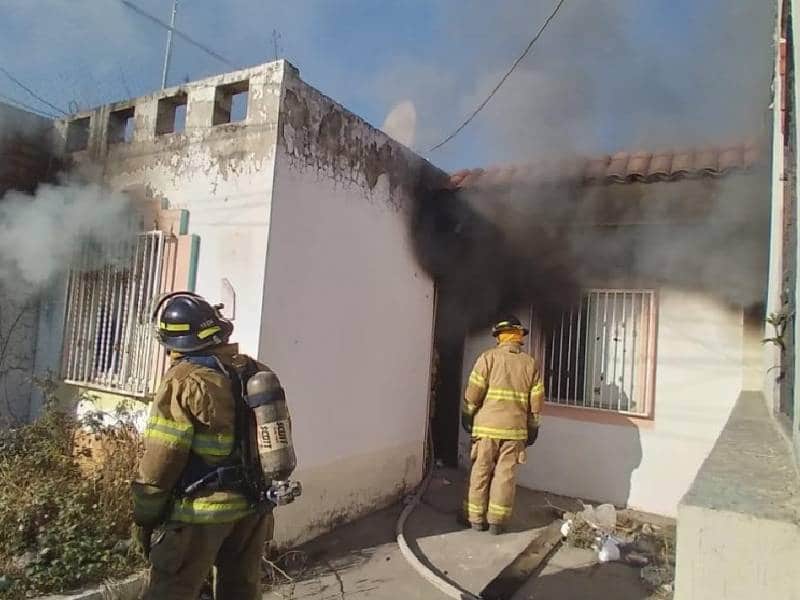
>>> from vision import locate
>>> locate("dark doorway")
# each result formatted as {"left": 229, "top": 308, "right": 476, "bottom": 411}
{"left": 430, "top": 291, "right": 466, "bottom": 467}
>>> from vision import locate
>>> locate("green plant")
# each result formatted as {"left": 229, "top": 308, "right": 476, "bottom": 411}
{"left": 763, "top": 310, "right": 792, "bottom": 350}
{"left": 0, "top": 399, "right": 144, "bottom": 598}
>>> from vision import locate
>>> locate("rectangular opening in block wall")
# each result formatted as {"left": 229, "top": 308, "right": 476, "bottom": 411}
{"left": 213, "top": 80, "right": 249, "bottom": 125}
{"left": 156, "top": 93, "right": 188, "bottom": 135}
{"left": 108, "top": 106, "right": 135, "bottom": 144}
{"left": 66, "top": 117, "right": 90, "bottom": 152}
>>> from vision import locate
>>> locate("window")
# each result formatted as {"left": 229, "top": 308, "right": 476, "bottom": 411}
{"left": 65, "top": 117, "right": 90, "bottom": 152}
{"left": 156, "top": 93, "right": 188, "bottom": 135}
{"left": 530, "top": 289, "right": 657, "bottom": 416}
{"left": 61, "top": 231, "right": 178, "bottom": 397}
{"left": 213, "top": 80, "right": 249, "bottom": 125}
{"left": 108, "top": 107, "right": 135, "bottom": 144}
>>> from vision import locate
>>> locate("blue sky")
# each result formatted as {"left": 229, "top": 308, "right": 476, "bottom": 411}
{"left": 0, "top": 1, "right": 775, "bottom": 171}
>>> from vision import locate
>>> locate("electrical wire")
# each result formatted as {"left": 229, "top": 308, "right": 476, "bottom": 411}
{"left": 119, "top": 0, "right": 234, "bottom": 67}
{"left": 0, "top": 67, "right": 67, "bottom": 116}
{"left": 0, "top": 92, "right": 58, "bottom": 119}
{"left": 429, "top": 0, "right": 567, "bottom": 152}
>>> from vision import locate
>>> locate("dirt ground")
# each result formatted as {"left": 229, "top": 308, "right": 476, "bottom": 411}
{"left": 264, "top": 467, "right": 670, "bottom": 600}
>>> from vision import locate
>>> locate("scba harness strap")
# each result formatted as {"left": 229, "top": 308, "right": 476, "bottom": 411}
{"left": 176, "top": 354, "right": 266, "bottom": 504}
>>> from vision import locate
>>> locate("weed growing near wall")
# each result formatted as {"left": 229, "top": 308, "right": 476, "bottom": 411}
{"left": 0, "top": 401, "right": 144, "bottom": 598}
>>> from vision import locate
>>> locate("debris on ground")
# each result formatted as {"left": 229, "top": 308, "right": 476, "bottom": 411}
{"left": 557, "top": 501, "right": 676, "bottom": 596}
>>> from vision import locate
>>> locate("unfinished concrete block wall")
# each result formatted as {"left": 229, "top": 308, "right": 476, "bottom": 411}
{"left": 260, "top": 65, "right": 438, "bottom": 545}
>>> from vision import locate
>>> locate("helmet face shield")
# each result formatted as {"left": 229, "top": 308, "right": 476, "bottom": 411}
{"left": 151, "top": 291, "right": 234, "bottom": 353}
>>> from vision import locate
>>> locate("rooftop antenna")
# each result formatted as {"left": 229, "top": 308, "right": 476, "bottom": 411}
{"left": 161, "top": 0, "right": 179, "bottom": 89}
{"left": 271, "top": 29, "right": 282, "bottom": 61}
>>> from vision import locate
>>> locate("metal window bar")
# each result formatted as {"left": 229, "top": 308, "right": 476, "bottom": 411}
{"left": 535, "top": 289, "right": 656, "bottom": 417}
{"left": 61, "top": 231, "right": 177, "bottom": 397}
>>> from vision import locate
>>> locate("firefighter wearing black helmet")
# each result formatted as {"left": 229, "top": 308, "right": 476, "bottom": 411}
{"left": 131, "top": 292, "right": 288, "bottom": 600}
{"left": 460, "top": 316, "right": 544, "bottom": 535}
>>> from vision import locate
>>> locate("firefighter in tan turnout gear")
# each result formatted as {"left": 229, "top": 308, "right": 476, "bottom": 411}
{"left": 131, "top": 292, "right": 300, "bottom": 600}
{"left": 462, "top": 316, "right": 544, "bottom": 535}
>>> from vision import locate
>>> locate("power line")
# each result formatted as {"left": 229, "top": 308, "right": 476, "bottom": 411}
{"left": 0, "top": 92, "right": 58, "bottom": 119}
{"left": 119, "top": 0, "right": 234, "bottom": 67}
{"left": 0, "top": 67, "right": 67, "bottom": 116}
{"left": 429, "top": 0, "right": 567, "bottom": 152}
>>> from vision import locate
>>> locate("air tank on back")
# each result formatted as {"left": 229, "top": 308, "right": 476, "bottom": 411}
{"left": 245, "top": 370, "right": 296, "bottom": 482}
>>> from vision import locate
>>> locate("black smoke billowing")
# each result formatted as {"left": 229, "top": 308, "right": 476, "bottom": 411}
{"left": 412, "top": 165, "right": 771, "bottom": 341}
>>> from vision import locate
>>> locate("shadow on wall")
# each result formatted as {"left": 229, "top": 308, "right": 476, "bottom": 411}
{"left": 531, "top": 409, "right": 642, "bottom": 509}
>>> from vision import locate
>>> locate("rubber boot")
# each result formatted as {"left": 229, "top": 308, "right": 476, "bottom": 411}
{"left": 471, "top": 521, "right": 489, "bottom": 532}
{"left": 489, "top": 524, "right": 505, "bottom": 536}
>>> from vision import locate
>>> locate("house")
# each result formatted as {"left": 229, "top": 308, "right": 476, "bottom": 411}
{"left": 9, "top": 60, "right": 444, "bottom": 547}
{"left": 418, "top": 142, "right": 770, "bottom": 516}
{"left": 1, "top": 14, "right": 797, "bottom": 594}
{"left": 413, "top": 1, "right": 800, "bottom": 595}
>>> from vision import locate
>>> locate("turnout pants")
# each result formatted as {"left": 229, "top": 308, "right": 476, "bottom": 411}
{"left": 144, "top": 511, "right": 274, "bottom": 600}
{"left": 464, "top": 438, "right": 526, "bottom": 525}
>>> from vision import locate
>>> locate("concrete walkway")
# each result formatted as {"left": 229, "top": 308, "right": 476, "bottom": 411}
{"left": 265, "top": 468, "right": 659, "bottom": 600}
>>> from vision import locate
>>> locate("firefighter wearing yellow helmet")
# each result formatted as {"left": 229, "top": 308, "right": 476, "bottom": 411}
{"left": 461, "top": 316, "right": 544, "bottom": 535}
{"left": 132, "top": 292, "right": 298, "bottom": 600}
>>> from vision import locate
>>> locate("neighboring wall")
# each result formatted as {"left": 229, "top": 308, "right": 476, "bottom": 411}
{"left": 261, "top": 65, "right": 438, "bottom": 545}
{"left": 459, "top": 289, "right": 746, "bottom": 517}
{"left": 0, "top": 291, "right": 38, "bottom": 424}
{"left": 791, "top": 0, "right": 800, "bottom": 463}
{"left": 0, "top": 102, "right": 53, "bottom": 423}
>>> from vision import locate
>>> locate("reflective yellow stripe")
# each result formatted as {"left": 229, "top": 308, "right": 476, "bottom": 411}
{"left": 145, "top": 416, "right": 193, "bottom": 448}
{"left": 171, "top": 497, "right": 253, "bottom": 524}
{"left": 531, "top": 382, "right": 545, "bottom": 395}
{"left": 159, "top": 322, "right": 191, "bottom": 331}
{"left": 197, "top": 325, "right": 221, "bottom": 340}
{"left": 192, "top": 432, "right": 234, "bottom": 457}
{"left": 469, "top": 371, "right": 487, "bottom": 388}
{"left": 463, "top": 501, "right": 486, "bottom": 515}
{"left": 463, "top": 403, "right": 478, "bottom": 416}
{"left": 488, "top": 502, "right": 512, "bottom": 516}
{"left": 486, "top": 388, "right": 528, "bottom": 399}
{"left": 145, "top": 428, "right": 192, "bottom": 448}
{"left": 148, "top": 415, "right": 192, "bottom": 431}
{"left": 485, "top": 388, "right": 529, "bottom": 405}
{"left": 472, "top": 425, "right": 527, "bottom": 440}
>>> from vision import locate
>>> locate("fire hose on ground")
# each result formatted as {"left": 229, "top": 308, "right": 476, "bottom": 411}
{"left": 394, "top": 432, "right": 481, "bottom": 600}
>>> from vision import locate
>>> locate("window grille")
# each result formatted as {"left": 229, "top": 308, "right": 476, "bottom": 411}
{"left": 530, "top": 290, "right": 657, "bottom": 416}
{"left": 61, "top": 231, "right": 177, "bottom": 397}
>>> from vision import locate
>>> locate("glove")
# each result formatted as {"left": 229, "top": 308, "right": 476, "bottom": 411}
{"left": 132, "top": 524, "right": 153, "bottom": 559}
{"left": 526, "top": 414, "right": 540, "bottom": 447}
{"left": 461, "top": 412, "right": 474, "bottom": 434}
{"left": 526, "top": 426, "right": 539, "bottom": 447}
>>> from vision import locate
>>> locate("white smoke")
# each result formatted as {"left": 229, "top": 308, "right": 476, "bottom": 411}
{"left": 382, "top": 100, "right": 417, "bottom": 148}
{"left": 0, "top": 180, "right": 136, "bottom": 295}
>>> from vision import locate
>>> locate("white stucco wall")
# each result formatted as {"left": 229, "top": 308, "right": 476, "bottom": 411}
{"left": 260, "top": 68, "right": 436, "bottom": 545}
{"left": 459, "top": 289, "right": 745, "bottom": 517}
{"left": 50, "top": 62, "right": 285, "bottom": 362}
